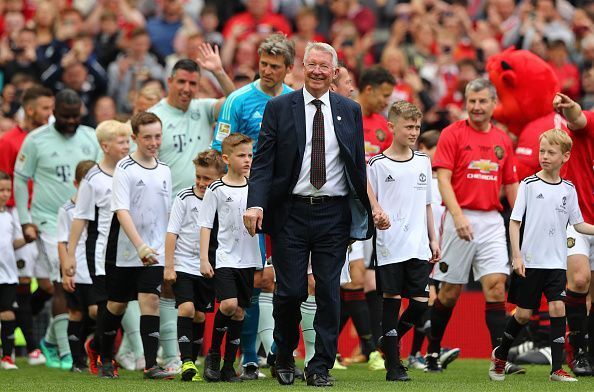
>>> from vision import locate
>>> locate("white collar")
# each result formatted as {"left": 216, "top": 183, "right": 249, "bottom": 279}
{"left": 303, "top": 87, "right": 331, "bottom": 109}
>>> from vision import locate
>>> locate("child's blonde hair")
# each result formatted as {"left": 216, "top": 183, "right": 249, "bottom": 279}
{"left": 388, "top": 100, "right": 423, "bottom": 124}
{"left": 539, "top": 128, "right": 572, "bottom": 154}
{"left": 96, "top": 120, "right": 132, "bottom": 143}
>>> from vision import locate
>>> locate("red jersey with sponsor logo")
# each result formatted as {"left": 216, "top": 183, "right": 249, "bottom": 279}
{"left": 433, "top": 120, "right": 517, "bottom": 211}
{"left": 0, "top": 125, "right": 33, "bottom": 208}
{"left": 516, "top": 111, "right": 594, "bottom": 223}
{"left": 362, "top": 112, "right": 393, "bottom": 161}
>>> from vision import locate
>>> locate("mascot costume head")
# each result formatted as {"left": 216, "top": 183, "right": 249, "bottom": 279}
{"left": 486, "top": 48, "right": 560, "bottom": 136}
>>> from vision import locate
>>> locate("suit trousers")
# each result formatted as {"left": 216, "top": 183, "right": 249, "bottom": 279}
{"left": 271, "top": 197, "right": 351, "bottom": 376}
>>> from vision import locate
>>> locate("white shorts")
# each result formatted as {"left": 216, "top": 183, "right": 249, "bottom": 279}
{"left": 566, "top": 225, "right": 594, "bottom": 269}
{"left": 432, "top": 210, "right": 509, "bottom": 284}
{"left": 36, "top": 231, "right": 60, "bottom": 282}
{"left": 361, "top": 238, "right": 374, "bottom": 268}
{"left": 15, "top": 241, "right": 40, "bottom": 278}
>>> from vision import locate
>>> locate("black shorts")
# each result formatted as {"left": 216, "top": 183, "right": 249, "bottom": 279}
{"left": 507, "top": 268, "right": 567, "bottom": 310}
{"left": 376, "top": 259, "right": 431, "bottom": 298}
{"left": 215, "top": 267, "right": 255, "bottom": 309}
{"left": 65, "top": 283, "right": 93, "bottom": 311}
{"left": 173, "top": 271, "right": 215, "bottom": 313}
{"left": 106, "top": 264, "right": 163, "bottom": 303}
{"left": 0, "top": 283, "right": 17, "bottom": 311}
{"left": 90, "top": 275, "right": 108, "bottom": 305}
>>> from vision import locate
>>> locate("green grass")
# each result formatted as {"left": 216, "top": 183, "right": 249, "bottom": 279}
{"left": 3, "top": 359, "right": 594, "bottom": 391}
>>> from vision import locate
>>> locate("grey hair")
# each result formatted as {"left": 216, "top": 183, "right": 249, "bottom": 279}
{"left": 258, "top": 33, "right": 295, "bottom": 67}
{"left": 303, "top": 42, "right": 338, "bottom": 68}
{"left": 464, "top": 78, "right": 497, "bottom": 100}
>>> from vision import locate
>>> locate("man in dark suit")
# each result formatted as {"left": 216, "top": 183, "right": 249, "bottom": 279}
{"left": 244, "top": 42, "right": 385, "bottom": 387}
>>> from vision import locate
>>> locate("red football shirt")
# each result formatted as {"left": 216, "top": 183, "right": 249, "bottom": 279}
{"left": 566, "top": 112, "right": 594, "bottom": 224}
{"left": 362, "top": 112, "right": 392, "bottom": 161}
{"left": 433, "top": 120, "right": 518, "bottom": 211}
{"left": 0, "top": 125, "right": 33, "bottom": 208}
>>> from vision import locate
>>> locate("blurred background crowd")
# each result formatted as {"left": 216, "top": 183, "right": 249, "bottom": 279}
{"left": 0, "top": 0, "right": 592, "bottom": 135}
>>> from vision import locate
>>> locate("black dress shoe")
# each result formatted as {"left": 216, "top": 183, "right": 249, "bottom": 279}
{"left": 276, "top": 367, "right": 295, "bottom": 385}
{"left": 306, "top": 373, "right": 333, "bottom": 387}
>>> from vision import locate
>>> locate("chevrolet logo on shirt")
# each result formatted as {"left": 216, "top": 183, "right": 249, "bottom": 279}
{"left": 468, "top": 159, "right": 499, "bottom": 174}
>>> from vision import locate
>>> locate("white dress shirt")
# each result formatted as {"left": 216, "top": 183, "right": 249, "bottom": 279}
{"left": 292, "top": 88, "right": 348, "bottom": 197}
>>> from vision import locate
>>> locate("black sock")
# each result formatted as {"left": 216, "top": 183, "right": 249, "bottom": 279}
{"left": 224, "top": 319, "right": 243, "bottom": 365}
{"left": 485, "top": 301, "right": 507, "bottom": 349}
{"left": 91, "top": 302, "right": 106, "bottom": 352}
{"left": 427, "top": 298, "right": 453, "bottom": 354}
{"left": 210, "top": 310, "right": 231, "bottom": 355}
{"left": 140, "top": 315, "right": 160, "bottom": 369}
{"left": 495, "top": 315, "right": 525, "bottom": 360}
{"left": 550, "top": 316, "right": 566, "bottom": 372}
{"left": 68, "top": 320, "right": 85, "bottom": 365}
{"left": 1, "top": 319, "right": 16, "bottom": 358}
{"left": 397, "top": 299, "right": 428, "bottom": 340}
{"left": 100, "top": 308, "right": 123, "bottom": 362}
{"left": 565, "top": 290, "right": 587, "bottom": 352}
{"left": 381, "top": 298, "right": 401, "bottom": 369}
{"left": 410, "top": 306, "right": 430, "bottom": 356}
{"left": 15, "top": 285, "right": 37, "bottom": 352}
{"left": 365, "top": 290, "right": 383, "bottom": 346}
{"left": 192, "top": 322, "right": 205, "bottom": 361}
{"left": 343, "top": 288, "right": 376, "bottom": 357}
{"left": 177, "top": 316, "right": 193, "bottom": 362}
{"left": 31, "top": 287, "right": 52, "bottom": 315}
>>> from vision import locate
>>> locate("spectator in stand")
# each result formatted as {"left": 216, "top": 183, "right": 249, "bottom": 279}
{"left": 222, "top": 0, "right": 292, "bottom": 41}
{"left": 42, "top": 37, "right": 108, "bottom": 118}
{"left": 291, "top": 7, "right": 327, "bottom": 46}
{"left": 146, "top": 0, "right": 186, "bottom": 59}
{"left": 380, "top": 46, "right": 429, "bottom": 116}
{"left": 1, "top": 83, "right": 19, "bottom": 119}
{"left": 438, "top": 59, "right": 480, "bottom": 114}
{"left": 332, "top": 21, "right": 375, "bottom": 78}
{"left": 199, "top": 5, "right": 224, "bottom": 48}
{"left": 579, "top": 34, "right": 594, "bottom": 70}
{"left": 1, "top": 28, "right": 46, "bottom": 84}
{"left": 581, "top": 67, "right": 594, "bottom": 110}
{"left": 39, "top": 7, "right": 85, "bottom": 66}
{"left": 85, "top": 96, "right": 117, "bottom": 128}
{"left": 29, "top": 1, "right": 56, "bottom": 48}
{"left": 328, "top": 0, "right": 376, "bottom": 38}
{"left": 107, "top": 28, "right": 164, "bottom": 114}
{"left": 93, "top": 11, "right": 123, "bottom": 70}
{"left": 548, "top": 40, "right": 581, "bottom": 101}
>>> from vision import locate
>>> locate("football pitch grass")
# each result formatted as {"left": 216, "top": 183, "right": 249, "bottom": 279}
{"left": 3, "top": 359, "right": 594, "bottom": 392}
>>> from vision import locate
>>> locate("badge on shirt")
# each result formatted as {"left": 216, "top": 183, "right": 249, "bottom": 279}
{"left": 216, "top": 122, "right": 231, "bottom": 141}
{"left": 568, "top": 237, "right": 576, "bottom": 248}
{"left": 494, "top": 145, "right": 504, "bottom": 159}
{"left": 375, "top": 129, "right": 386, "bottom": 142}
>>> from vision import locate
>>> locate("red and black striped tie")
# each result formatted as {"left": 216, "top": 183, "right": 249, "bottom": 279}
{"left": 310, "top": 99, "right": 326, "bottom": 189}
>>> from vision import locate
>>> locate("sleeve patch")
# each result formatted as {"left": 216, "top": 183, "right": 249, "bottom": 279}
{"left": 216, "top": 122, "right": 231, "bottom": 142}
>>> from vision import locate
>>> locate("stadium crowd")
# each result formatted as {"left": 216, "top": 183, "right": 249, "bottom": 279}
{"left": 0, "top": 0, "right": 594, "bottom": 386}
